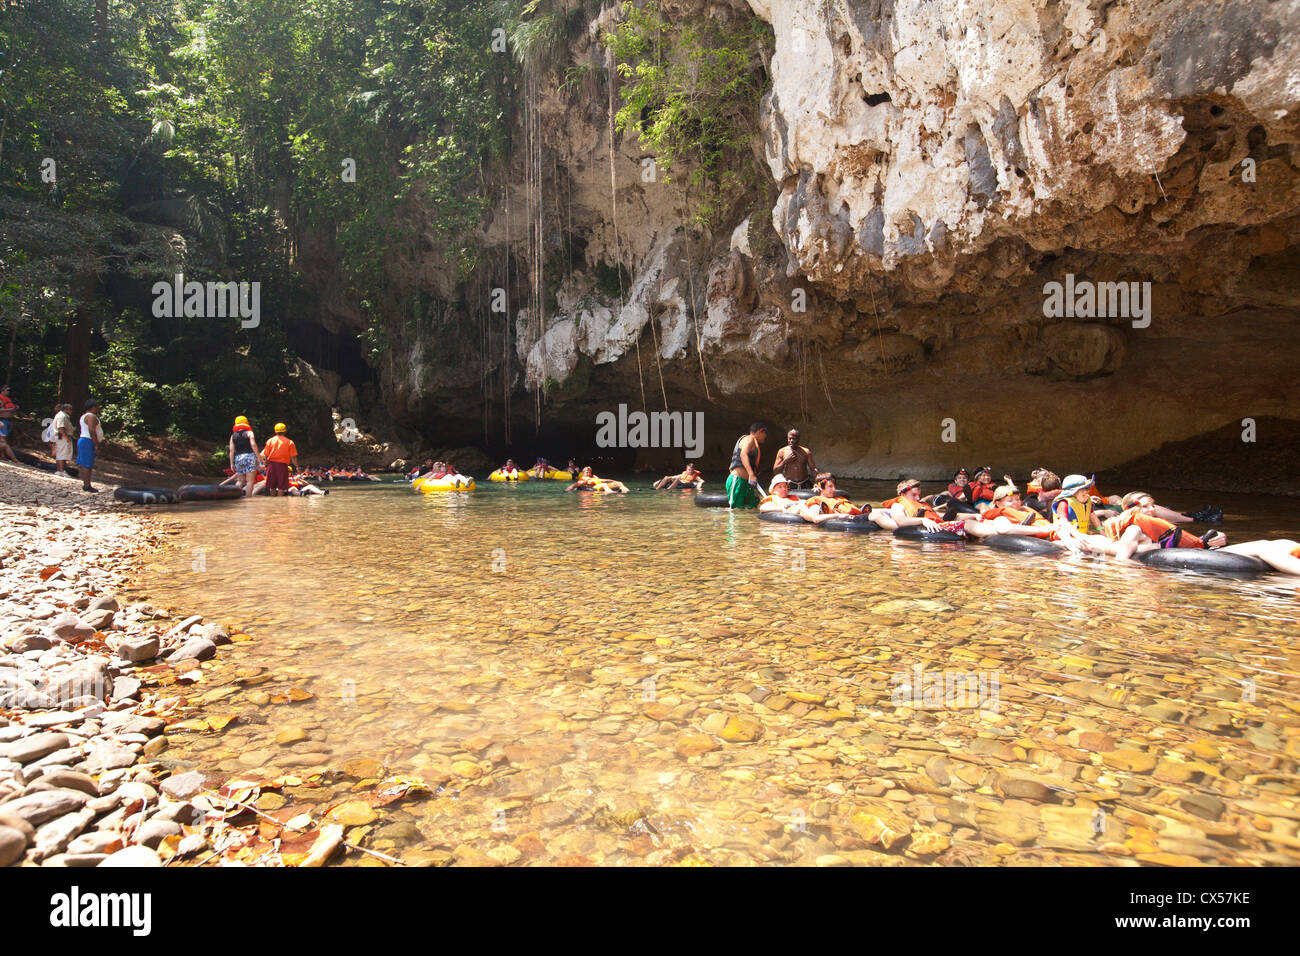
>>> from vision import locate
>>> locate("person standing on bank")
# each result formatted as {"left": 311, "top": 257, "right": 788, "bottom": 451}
{"left": 54, "top": 403, "right": 75, "bottom": 474}
{"left": 261, "top": 422, "right": 299, "bottom": 497}
{"left": 0, "top": 386, "right": 19, "bottom": 464}
{"left": 77, "top": 399, "right": 104, "bottom": 492}
{"left": 229, "top": 415, "right": 262, "bottom": 497}
{"left": 726, "top": 422, "right": 767, "bottom": 509}
{"left": 772, "top": 428, "right": 817, "bottom": 490}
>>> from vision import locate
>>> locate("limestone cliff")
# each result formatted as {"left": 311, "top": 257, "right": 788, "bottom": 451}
{"left": 313, "top": 0, "right": 1300, "bottom": 481}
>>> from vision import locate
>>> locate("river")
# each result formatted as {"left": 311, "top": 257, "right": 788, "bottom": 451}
{"left": 127, "top": 479, "right": 1300, "bottom": 866}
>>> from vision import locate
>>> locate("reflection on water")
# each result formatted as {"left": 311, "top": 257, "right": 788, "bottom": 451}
{"left": 129, "top": 481, "right": 1300, "bottom": 866}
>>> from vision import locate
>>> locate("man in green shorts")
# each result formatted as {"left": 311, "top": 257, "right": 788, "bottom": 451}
{"left": 725, "top": 422, "right": 766, "bottom": 509}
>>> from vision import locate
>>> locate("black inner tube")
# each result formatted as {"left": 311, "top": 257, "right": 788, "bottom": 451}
{"left": 693, "top": 493, "right": 730, "bottom": 508}
{"left": 893, "top": 525, "right": 965, "bottom": 543}
{"left": 820, "top": 514, "right": 881, "bottom": 532}
{"left": 758, "top": 509, "right": 807, "bottom": 524}
{"left": 979, "top": 533, "right": 1059, "bottom": 555}
{"left": 178, "top": 484, "right": 244, "bottom": 502}
{"left": 1136, "top": 548, "right": 1268, "bottom": 577}
{"left": 113, "top": 486, "right": 182, "bottom": 505}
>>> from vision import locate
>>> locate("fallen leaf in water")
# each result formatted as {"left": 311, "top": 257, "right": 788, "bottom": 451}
{"left": 288, "top": 687, "right": 314, "bottom": 701}
{"left": 38, "top": 566, "right": 60, "bottom": 581}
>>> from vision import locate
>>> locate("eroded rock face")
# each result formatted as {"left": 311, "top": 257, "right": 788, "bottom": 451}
{"left": 311, "top": 0, "right": 1300, "bottom": 478}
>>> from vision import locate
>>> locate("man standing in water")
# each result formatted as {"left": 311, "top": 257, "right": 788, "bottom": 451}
{"left": 726, "top": 422, "right": 766, "bottom": 509}
{"left": 772, "top": 428, "right": 817, "bottom": 490}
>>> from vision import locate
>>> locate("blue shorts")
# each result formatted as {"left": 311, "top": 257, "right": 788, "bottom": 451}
{"left": 76, "top": 437, "right": 96, "bottom": 469}
{"left": 234, "top": 452, "right": 259, "bottom": 475}
{"left": 0, "top": 419, "right": 10, "bottom": 438}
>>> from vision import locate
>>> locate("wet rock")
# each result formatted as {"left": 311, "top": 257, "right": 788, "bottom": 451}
{"left": 167, "top": 637, "right": 216, "bottom": 663}
{"left": 133, "top": 818, "right": 181, "bottom": 848}
{"left": 32, "top": 808, "right": 94, "bottom": 860}
{"left": 67, "top": 831, "right": 123, "bottom": 855}
{"left": 1180, "top": 793, "right": 1225, "bottom": 821}
{"left": 109, "top": 677, "right": 142, "bottom": 701}
{"left": 674, "top": 735, "right": 718, "bottom": 758}
{"left": 2, "top": 732, "right": 69, "bottom": 764}
{"left": 49, "top": 612, "right": 94, "bottom": 642}
{"left": 719, "top": 715, "right": 764, "bottom": 742}
{"left": 1102, "top": 750, "right": 1158, "bottom": 773}
{"left": 326, "top": 801, "right": 378, "bottom": 826}
{"left": 0, "top": 825, "right": 28, "bottom": 866}
{"left": 116, "top": 636, "right": 159, "bottom": 663}
{"left": 159, "top": 771, "right": 206, "bottom": 800}
{"left": 98, "top": 845, "right": 162, "bottom": 867}
{"left": 1, "top": 789, "right": 90, "bottom": 826}
{"left": 275, "top": 727, "right": 309, "bottom": 745}
{"left": 9, "top": 635, "right": 51, "bottom": 653}
{"left": 82, "top": 609, "right": 116, "bottom": 630}
{"left": 39, "top": 769, "right": 97, "bottom": 796}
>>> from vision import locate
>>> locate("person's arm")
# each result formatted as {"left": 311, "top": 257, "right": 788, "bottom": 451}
{"left": 742, "top": 438, "right": 759, "bottom": 485}
{"left": 805, "top": 448, "right": 817, "bottom": 475}
{"left": 290, "top": 454, "right": 299, "bottom": 471}
{"left": 90, "top": 414, "right": 101, "bottom": 449}
{"left": 229, "top": 435, "right": 236, "bottom": 468}
{"left": 772, "top": 447, "right": 789, "bottom": 471}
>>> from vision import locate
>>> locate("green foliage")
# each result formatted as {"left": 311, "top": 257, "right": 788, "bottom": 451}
{"left": 605, "top": 1, "right": 771, "bottom": 226}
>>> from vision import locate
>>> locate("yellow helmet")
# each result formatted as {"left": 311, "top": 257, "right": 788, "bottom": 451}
{"left": 234, "top": 415, "right": 249, "bottom": 426}
{"left": 274, "top": 422, "right": 287, "bottom": 433}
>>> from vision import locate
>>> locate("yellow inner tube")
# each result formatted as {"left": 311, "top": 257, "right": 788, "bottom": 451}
{"left": 488, "top": 470, "right": 528, "bottom": 482}
{"left": 414, "top": 475, "right": 476, "bottom": 492}
{"left": 544, "top": 470, "right": 573, "bottom": 481}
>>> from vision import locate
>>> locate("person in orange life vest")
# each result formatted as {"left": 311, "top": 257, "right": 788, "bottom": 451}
{"left": 965, "top": 467, "right": 999, "bottom": 507}
{"left": 1112, "top": 491, "right": 1217, "bottom": 526}
{"left": 798, "top": 473, "right": 868, "bottom": 525}
{"left": 1103, "top": 492, "right": 1226, "bottom": 560}
{"left": 962, "top": 484, "right": 1064, "bottom": 545}
{"left": 261, "top": 423, "right": 299, "bottom": 497}
{"left": 758, "top": 474, "right": 803, "bottom": 514}
{"left": 939, "top": 468, "right": 972, "bottom": 504}
{"left": 874, "top": 478, "right": 946, "bottom": 533}
{"left": 654, "top": 462, "right": 703, "bottom": 490}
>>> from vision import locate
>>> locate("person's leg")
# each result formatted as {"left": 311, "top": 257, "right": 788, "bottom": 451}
{"left": 868, "top": 509, "right": 898, "bottom": 530}
{"left": 1220, "top": 540, "right": 1300, "bottom": 576}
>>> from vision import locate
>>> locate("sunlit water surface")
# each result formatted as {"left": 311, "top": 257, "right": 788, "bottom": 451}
{"left": 129, "top": 480, "right": 1300, "bottom": 866}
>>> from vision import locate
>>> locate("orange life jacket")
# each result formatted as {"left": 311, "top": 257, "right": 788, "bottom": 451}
{"left": 982, "top": 505, "right": 1054, "bottom": 538}
{"left": 1104, "top": 508, "right": 1203, "bottom": 548}
{"left": 883, "top": 496, "right": 939, "bottom": 522}
{"left": 806, "top": 495, "right": 860, "bottom": 516}
{"left": 760, "top": 493, "right": 799, "bottom": 506}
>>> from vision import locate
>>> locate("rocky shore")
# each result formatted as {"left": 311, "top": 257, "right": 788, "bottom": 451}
{"left": 0, "top": 463, "right": 348, "bottom": 867}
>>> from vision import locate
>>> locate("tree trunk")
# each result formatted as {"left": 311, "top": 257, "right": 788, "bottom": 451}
{"left": 5, "top": 312, "right": 18, "bottom": 388}
{"left": 62, "top": 272, "right": 98, "bottom": 411}
{"left": 95, "top": 1, "right": 108, "bottom": 43}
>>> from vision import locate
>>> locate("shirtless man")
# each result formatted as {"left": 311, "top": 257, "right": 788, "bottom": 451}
{"left": 726, "top": 423, "right": 766, "bottom": 509}
{"left": 771, "top": 429, "right": 817, "bottom": 490}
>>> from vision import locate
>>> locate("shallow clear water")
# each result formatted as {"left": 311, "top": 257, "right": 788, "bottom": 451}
{"left": 129, "top": 479, "right": 1300, "bottom": 866}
